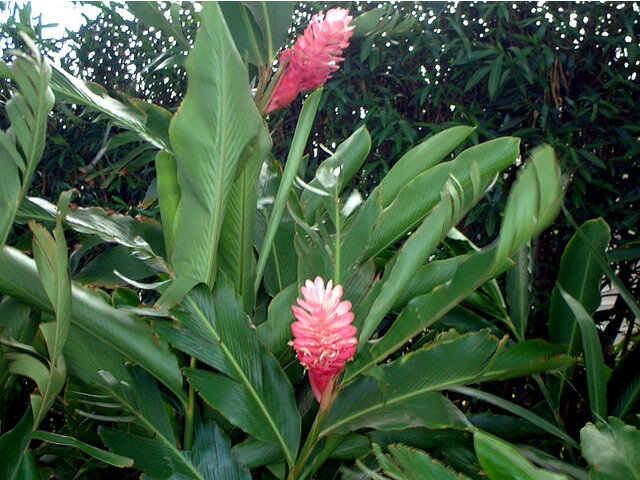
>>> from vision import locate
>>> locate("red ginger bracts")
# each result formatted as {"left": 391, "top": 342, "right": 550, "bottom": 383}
{"left": 262, "top": 8, "right": 354, "bottom": 114}
{"left": 291, "top": 277, "right": 358, "bottom": 406}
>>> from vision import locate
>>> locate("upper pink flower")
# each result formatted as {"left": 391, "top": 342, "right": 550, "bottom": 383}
{"left": 291, "top": 277, "right": 358, "bottom": 406}
{"left": 262, "top": 8, "right": 354, "bottom": 114}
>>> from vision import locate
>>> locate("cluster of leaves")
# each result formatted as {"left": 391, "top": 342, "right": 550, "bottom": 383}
{"left": 0, "top": 2, "right": 639, "bottom": 480}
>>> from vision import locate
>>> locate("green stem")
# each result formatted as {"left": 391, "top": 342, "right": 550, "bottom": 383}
{"left": 289, "top": 410, "right": 327, "bottom": 480}
{"left": 183, "top": 356, "right": 197, "bottom": 450}
{"left": 334, "top": 186, "right": 341, "bottom": 285}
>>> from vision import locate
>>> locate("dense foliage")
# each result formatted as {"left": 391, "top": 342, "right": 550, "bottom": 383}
{"left": 0, "top": 2, "right": 639, "bottom": 480}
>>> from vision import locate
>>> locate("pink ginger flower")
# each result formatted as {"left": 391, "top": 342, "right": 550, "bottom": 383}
{"left": 291, "top": 277, "right": 358, "bottom": 406}
{"left": 262, "top": 8, "right": 354, "bottom": 114}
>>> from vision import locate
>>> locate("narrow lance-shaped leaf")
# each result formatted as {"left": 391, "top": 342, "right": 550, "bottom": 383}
{"left": 218, "top": 124, "right": 272, "bottom": 312}
{"left": 158, "top": 2, "right": 264, "bottom": 307}
{"left": 506, "top": 242, "right": 532, "bottom": 342}
{"left": 0, "top": 37, "right": 54, "bottom": 249}
{"left": 560, "top": 288, "right": 607, "bottom": 421}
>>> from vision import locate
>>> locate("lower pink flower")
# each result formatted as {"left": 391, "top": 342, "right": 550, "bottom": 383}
{"left": 291, "top": 277, "right": 358, "bottom": 405}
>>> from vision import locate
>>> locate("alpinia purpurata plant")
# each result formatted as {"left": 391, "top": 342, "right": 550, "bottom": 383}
{"left": 1, "top": 3, "right": 637, "bottom": 480}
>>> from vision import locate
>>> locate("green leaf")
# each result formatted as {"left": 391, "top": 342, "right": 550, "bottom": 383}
{"left": 257, "top": 283, "right": 297, "bottom": 359}
{"left": 365, "top": 137, "right": 520, "bottom": 261}
{"left": 218, "top": 125, "right": 272, "bottom": 312}
{"left": 72, "top": 245, "right": 163, "bottom": 288}
{"left": 474, "top": 430, "right": 568, "bottom": 480}
{"left": 449, "top": 386, "right": 578, "bottom": 448}
{"left": 506, "top": 243, "right": 532, "bottom": 341}
{"left": 244, "top": 2, "right": 294, "bottom": 62}
{"left": 0, "top": 246, "right": 185, "bottom": 404}
{"left": 158, "top": 3, "right": 265, "bottom": 306}
{"left": 488, "top": 55, "right": 503, "bottom": 100}
{"left": 475, "top": 339, "right": 574, "bottom": 383}
{"left": 220, "top": 2, "right": 267, "bottom": 66}
{"left": 301, "top": 125, "right": 371, "bottom": 222}
{"left": 155, "top": 150, "right": 180, "bottom": 259}
{"left": 0, "top": 43, "right": 54, "bottom": 249}
{"left": 0, "top": 410, "right": 34, "bottom": 480}
{"left": 323, "top": 331, "right": 495, "bottom": 437}
{"left": 608, "top": 344, "right": 640, "bottom": 418}
{"left": 560, "top": 289, "right": 607, "bottom": 420}
{"left": 580, "top": 418, "right": 640, "bottom": 480}
{"left": 254, "top": 89, "right": 322, "bottom": 293}
{"left": 376, "top": 125, "right": 475, "bottom": 207}
{"left": 32, "top": 430, "right": 133, "bottom": 468}
{"left": 18, "top": 196, "right": 166, "bottom": 258}
{"left": 549, "top": 219, "right": 609, "bottom": 356}
{"left": 158, "top": 277, "right": 300, "bottom": 467}
{"left": 126, "top": 1, "right": 190, "bottom": 49}
{"left": 346, "top": 145, "right": 563, "bottom": 381}
{"left": 359, "top": 161, "right": 490, "bottom": 345}
{"left": 495, "top": 145, "right": 563, "bottom": 263}
{"left": 50, "top": 64, "right": 170, "bottom": 150}
{"left": 373, "top": 443, "right": 469, "bottom": 479}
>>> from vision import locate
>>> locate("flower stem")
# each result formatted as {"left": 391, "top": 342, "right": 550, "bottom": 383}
{"left": 289, "top": 409, "right": 327, "bottom": 480}
{"left": 334, "top": 185, "right": 341, "bottom": 285}
{"left": 183, "top": 356, "right": 197, "bottom": 450}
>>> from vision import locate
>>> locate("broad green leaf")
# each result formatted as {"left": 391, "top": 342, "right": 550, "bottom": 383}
{"left": 0, "top": 410, "right": 34, "bottom": 480}
{"left": 0, "top": 41, "right": 54, "bottom": 249}
{"left": 495, "top": 145, "right": 563, "bottom": 262}
{"left": 358, "top": 160, "right": 489, "bottom": 345}
{"left": 72, "top": 245, "right": 163, "bottom": 288}
{"left": 376, "top": 125, "right": 475, "bottom": 207}
{"left": 243, "top": 2, "right": 294, "bottom": 62}
{"left": 373, "top": 443, "right": 470, "bottom": 480}
{"left": 365, "top": 137, "right": 520, "bottom": 260}
{"left": 18, "top": 196, "right": 166, "bottom": 258}
{"left": 322, "top": 331, "right": 495, "bottom": 437}
{"left": 301, "top": 125, "right": 372, "bottom": 222}
{"left": 0, "top": 246, "right": 185, "bottom": 403}
{"left": 50, "top": 64, "right": 170, "bottom": 150}
{"left": 220, "top": 2, "right": 267, "bottom": 66}
{"left": 560, "top": 289, "right": 607, "bottom": 420}
{"left": 32, "top": 430, "right": 133, "bottom": 468}
{"left": 126, "top": 1, "right": 190, "bottom": 49}
{"left": 474, "top": 430, "right": 568, "bottom": 480}
{"left": 580, "top": 417, "right": 640, "bottom": 480}
{"left": 475, "top": 339, "right": 574, "bottom": 383}
{"left": 232, "top": 438, "right": 283, "bottom": 469}
{"left": 155, "top": 151, "right": 180, "bottom": 258}
{"left": 159, "top": 3, "right": 264, "bottom": 306}
{"left": 549, "top": 219, "right": 609, "bottom": 355}
{"left": 254, "top": 89, "right": 322, "bottom": 293}
{"left": 218, "top": 125, "right": 272, "bottom": 312}
{"left": 157, "top": 278, "right": 300, "bottom": 467}
{"left": 257, "top": 283, "right": 297, "bottom": 359}
{"left": 506, "top": 243, "right": 532, "bottom": 342}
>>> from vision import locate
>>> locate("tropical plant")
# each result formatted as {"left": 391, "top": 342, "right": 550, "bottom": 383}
{"left": 0, "top": 2, "right": 638, "bottom": 480}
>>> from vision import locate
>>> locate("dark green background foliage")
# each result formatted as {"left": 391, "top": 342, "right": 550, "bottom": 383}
{"left": 1, "top": 0, "right": 639, "bottom": 436}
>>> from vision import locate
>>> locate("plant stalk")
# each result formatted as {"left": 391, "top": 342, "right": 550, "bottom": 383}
{"left": 183, "top": 356, "right": 197, "bottom": 450}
